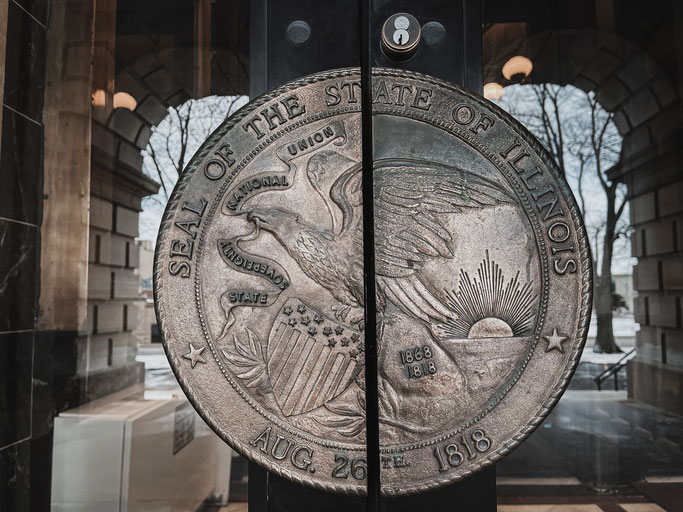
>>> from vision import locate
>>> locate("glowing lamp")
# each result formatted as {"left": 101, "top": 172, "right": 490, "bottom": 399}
{"left": 502, "top": 56, "right": 533, "bottom": 80}
{"left": 92, "top": 89, "right": 106, "bottom": 106}
{"left": 484, "top": 82, "right": 504, "bottom": 100}
{"left": 113, "top": 91, "right": 137, "bottom": 111}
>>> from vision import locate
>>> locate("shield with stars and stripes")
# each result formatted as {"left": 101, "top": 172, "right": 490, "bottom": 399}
{"left": 267, "top": 298, "right": 363, "bottom": 416}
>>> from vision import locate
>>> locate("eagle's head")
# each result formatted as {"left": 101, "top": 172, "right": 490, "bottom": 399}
{"left": 247, "top": 208, "right": 302, "bottom": 243}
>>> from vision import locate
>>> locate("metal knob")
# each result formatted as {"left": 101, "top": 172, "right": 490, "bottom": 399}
{"left": 381, "top": 13, "right": 421, "bottom": 60}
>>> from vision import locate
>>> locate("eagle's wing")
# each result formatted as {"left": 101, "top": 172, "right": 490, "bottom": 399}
{"left": 373, "top": 158, "right": 513, "bottom": 278}
{"left": 330, "top": 158, "right": 514, "bottom": 326}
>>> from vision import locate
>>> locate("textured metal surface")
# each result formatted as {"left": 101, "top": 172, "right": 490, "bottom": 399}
{"left": 154, "top": 68, "right": 591, "bottom": 496}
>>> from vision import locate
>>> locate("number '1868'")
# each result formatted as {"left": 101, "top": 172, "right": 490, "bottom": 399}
{"left": 433, "top": 429, "right": 492, "bottom": 472}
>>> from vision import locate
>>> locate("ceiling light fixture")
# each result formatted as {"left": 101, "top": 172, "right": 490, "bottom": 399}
{"left": 484, "top": 82, "right": 504, "bottom": 100}
{"left": 502, "top": 56, "right": 533, "bottom": 80}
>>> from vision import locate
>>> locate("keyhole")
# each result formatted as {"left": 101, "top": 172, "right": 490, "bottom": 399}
{"left": 393, "top": 29, "right": 410, "bottom": 45}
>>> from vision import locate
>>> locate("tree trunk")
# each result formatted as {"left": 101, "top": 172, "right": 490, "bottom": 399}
{"left": 593, "top": 186, "right": 622, "bottom": 353}
{"left": 594, "top": 278, "right": 619, "bottom": 353}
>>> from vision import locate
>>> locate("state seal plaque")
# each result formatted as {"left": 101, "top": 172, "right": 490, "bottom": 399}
{"left": 154, "top": 68, "right": 591, "bottom": 496}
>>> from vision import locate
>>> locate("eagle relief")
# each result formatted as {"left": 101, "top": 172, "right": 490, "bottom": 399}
{"left": 154, "top": 69, "right": 590, "bottom": 495}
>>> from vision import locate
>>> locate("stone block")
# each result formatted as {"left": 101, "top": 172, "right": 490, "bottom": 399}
{"left": 621, "top": 88, "right": 659, "bottom": 129}
{"left": 88, "top": 332, "right": 135, "bottom": 372}
{"left": 635, "top": 327, "right": 658, "bottom": 363}
{"left": 167, "top": 89, "right": 191, "bottom": 108}
{"left": 109, "top": 235, "right": 128, "bottom": 267}
{"left": 113, "top": 269, "right": 139, "bottom": 299}
{"left": 89, "top": 230, "right": 110, "bottom": 265}
{"left": 662, "top": 257, "right": 683, "bottom": 290}
{"left": 630, "top": 191, "right": 657, "bottom": 225}
{"left": 634, "top": 259, "right": 660, "bottom": 291}
{"left": 90, "top": 233, "right": 134, "bottom": 268}
{"left": 124, "top": 302, "right": 137, "bottom": 332}
{"left": 128, "top": 241, "right": 140, "bottom": 269}
{"left": 658, "top": 181, "right": 683, "bottom": 217}
{"left": 581, "top": 50, "right": 620, "bottom": 85}
{"left": 600, "top": 33, "right": 629, "bottom": 56}
{"left": 93, "top": 301, "right": 124, "bottom": 334}
{"left": 651, "top": 78, "right": 677, "bottom": 108}
{"left": 90, "top": 196, "right": 113, "bottom": 231}
{"left": 145, "top": 67, "right": 182, "bottom": 101}
{"left": 88, "top": 264, "right": 112, "bottom": 300}
{"left": 617, "top": 54, "right": 658, "bottom": 92}
{"left": 629, "top": 359, "right": 683, "bottom": 416}
{"left": 91, "top": 120, "right": 116, "bottom": 157}
{"left": 135, "top": 124, "right": 152, "bottom": 150}
{"left": 631, "top": 228, "right": 640, "bottom": 258}
{"left": 648, "top": 105, "right": 679, "bottom": 145}
{"left": 112, "top": 107, "right": 143, "bottom": 144}
{"left": 115, "top": 71, "right": 149, "bottom": 102}
{"left": 136, "top": 95, "right": 168, "bottom": 125}
{"left": 114, "top": 205, "right": 139, "bottom": 238}
{"left": 117, "top": 138, "right": 143, "bottom": 170}
{"left": 650, "top": 293, "right": 679, "bottom": 328}
{"left": 648, "top": 220, "right": 675, "bottom": 256}
{"left": 633, "top": 294, "right": 648, "bottom": 325}
{"left": 132, "top": 53, "right": 162, "bottom": 77}
{"left": 636, "top": 326, "right": 683, "bottom": 367}
{"left": 85, "top": 303, "right": 95, "bottom": 334}
{"left": 612, "top": 109, "right": 630, "bottom": 133}
{"left": 572, "top": 74, "right": 597, "bottom": 94}
{"left": 663, "top": 329, "right": 683, "bottom": 368}
{"left": 622, "top": 125, "right": 651, "bottom": 157}
{"left": 595, "top": 77, "right": 629, "bottom": 110}
{"left": 83, "top": 360, "right": 145, "bottom": 402}
{"left": 111, "top": 184, "right": 144, "bottom": 213}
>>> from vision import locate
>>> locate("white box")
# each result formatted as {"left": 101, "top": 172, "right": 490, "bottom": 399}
{"left": 51, "top": 386, "right": 230, "bottom": 511}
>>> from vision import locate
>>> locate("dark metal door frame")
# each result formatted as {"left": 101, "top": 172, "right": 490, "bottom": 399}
{"left": 248, "top": 2, "right": 495, "bottom": 509}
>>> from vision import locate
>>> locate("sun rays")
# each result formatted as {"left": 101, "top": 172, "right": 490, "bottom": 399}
{"left": 444, "top": 251, "right": 537, "bottom": 338}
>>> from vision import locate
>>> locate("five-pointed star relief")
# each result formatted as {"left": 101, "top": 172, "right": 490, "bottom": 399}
{"left": 183, "top": 343, "right": 207, "bottom": 368}
{"left": 544, "top": 328, "right": 567, "bottom": 353}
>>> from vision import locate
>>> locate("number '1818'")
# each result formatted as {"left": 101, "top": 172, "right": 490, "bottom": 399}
{"left": 433, "top": 429, "right": 492, "bottom": 472}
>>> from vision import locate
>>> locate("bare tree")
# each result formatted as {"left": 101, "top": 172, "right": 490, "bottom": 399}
{"left": 140, "top": 95, "right": 248, "bottom": 240}
{"left": 497, "top": 84, "right": 629, "bottom": 353}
